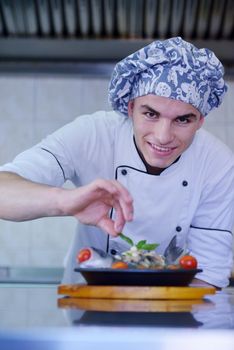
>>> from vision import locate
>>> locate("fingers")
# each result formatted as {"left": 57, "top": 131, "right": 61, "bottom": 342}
{"left": 110, "top": 180, "right": 134, "bottom": 222}
{"left": 84, "top": 178, "right": 134, "bottom": 236}
{"left": 98, "top": 217, "right": 119, "bottom": 237}
{"left": 92, "top": 179, "right": 134, "bottom": 222}
{"left": 98, "top": 199, "right": 126, "bottom": 236}
{"left": 112, "top": 199, "right": 126, "bottom": 233}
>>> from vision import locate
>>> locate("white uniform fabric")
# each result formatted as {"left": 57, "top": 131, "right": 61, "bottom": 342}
{"left": 1, "top": 111, "right": 234, "bottom": 287}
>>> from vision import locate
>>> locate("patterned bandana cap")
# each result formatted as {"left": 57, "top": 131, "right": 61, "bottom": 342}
{"left": 108, "top": 37, "right": 228, "bottom": 117}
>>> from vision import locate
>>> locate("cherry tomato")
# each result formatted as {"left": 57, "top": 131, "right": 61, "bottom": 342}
{"left": 111, "top": 261, "right": 129, "bottom": 269}
{"left": 77, "top": 248, "right": 91, "bottom": 263}
{"left": 179, "top": 255, "right": 198, "bottom": 269}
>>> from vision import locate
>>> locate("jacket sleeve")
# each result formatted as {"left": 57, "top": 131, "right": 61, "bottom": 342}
{"left": 0, "top": 111, "right": 116, "bottom": 187}
{"left": 0, "top": 114, "right": 98, "bottom": 186}
{"left": 187, "top": 157, "right": 234, "bottom": 288}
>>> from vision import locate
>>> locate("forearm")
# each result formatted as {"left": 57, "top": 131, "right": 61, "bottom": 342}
{"left": 0, "top": 171, "right": 64, "bottom": 221}
{"left": 0, "top": 174, "right": 133, "bottom": 235}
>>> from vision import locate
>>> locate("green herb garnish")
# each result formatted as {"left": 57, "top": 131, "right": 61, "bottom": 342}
{"left": 119, "top": 233, "right": 159, "bottom": 251}
{"left": 136, "top": 240, "right": 147, "bottom": 249}
{"left": 119, "top": 233, "right": 134, "bottom": 246}
{"left": 139, "top": 243, "right": 159, "bottom": 251}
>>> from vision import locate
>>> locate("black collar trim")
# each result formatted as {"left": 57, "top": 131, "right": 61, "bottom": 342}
{"left": 115, "top": 165, "right": 150, "bottom": 179}
{"left": 133, "top": 136, "right": 180, "bottom": 175}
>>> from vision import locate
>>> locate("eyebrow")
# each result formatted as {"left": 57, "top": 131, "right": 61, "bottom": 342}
{"left": 140, "top": 104, "right": 198, "bottom": 119}
{"left": 140, "top": 104, "right": 159, "bottom": 114}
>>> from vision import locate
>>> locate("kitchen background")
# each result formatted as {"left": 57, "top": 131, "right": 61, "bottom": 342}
{"left": 0, "top": 0, "right": 233, "bottom": 270}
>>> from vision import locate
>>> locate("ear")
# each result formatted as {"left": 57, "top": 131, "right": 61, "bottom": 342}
{"left": 198, "top": 115, "right": 205, "bottom": 129}
{"left": 128, "top": 100, "right": 134, "bottom": 117}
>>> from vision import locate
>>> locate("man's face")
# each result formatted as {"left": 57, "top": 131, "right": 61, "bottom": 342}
{"left": 128, "top": 95, "right": 204, "bottom": 170}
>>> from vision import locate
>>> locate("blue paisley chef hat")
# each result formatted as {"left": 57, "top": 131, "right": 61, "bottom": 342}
{"left": 108, "top": 37, "right": 228, "bottom": 117}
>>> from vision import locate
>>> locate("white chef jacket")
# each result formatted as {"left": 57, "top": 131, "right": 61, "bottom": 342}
{"left": 1, "top": 111, "right": 234, "bottom": 287}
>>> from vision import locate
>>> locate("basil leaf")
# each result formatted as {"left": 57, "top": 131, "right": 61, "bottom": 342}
{"left": 119, "top": 233, "right": 134, "bottom": 246}
{"left": 140, "top": 243, "right": 159, "bottom": 251}
{"left": 119, "top": 233, "right": 159, "bottom": 251}
{"left": 136, "top": 240, "right": 147, "bottom": 249}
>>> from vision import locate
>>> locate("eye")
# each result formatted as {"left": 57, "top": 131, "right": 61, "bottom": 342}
{"left": 144, "top": 111, "right": 158, "bottom": 120}
{"left": 175, "top": 116, "right": 190, "bottom": 124}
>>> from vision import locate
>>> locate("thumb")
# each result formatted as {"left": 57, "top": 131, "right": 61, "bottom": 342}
{"left": 98, "top": 218, "right": 120, "bottom": 237}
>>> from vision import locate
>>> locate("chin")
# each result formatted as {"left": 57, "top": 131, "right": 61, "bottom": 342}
{"left": 148, "top": 159, "right": 174, "bottom": 169}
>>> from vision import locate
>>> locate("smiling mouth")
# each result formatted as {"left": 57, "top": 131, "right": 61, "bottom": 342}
{"left": 149, "top": 142, "right": 176, "bottom": 153}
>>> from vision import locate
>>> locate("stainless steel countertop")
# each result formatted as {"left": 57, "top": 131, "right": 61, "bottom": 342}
{"left": 0, "top": 284, "right": 233, "bottom": 349}
{"left": 0, "top": 284, "right": 233, "bottom": 328}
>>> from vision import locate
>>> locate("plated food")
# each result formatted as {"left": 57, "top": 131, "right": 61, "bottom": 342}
{"left": 76, "top": 233, "right": 198, "bottom": 271}
{"left": 74, "top": 233, "right": 201, "bottom": 286}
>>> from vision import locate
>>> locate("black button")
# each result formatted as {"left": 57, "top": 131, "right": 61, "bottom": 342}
{"left": 121, "top": 169, "right": 127, "bottom": 175}
{"left": 176, "top": 226, "right": 182, "bottom": 232}
{"left": 182, "top": 180, "right": 188, "bottom": 186}
{"left": 110, "top": 249, "right": 117, "bottom": 255}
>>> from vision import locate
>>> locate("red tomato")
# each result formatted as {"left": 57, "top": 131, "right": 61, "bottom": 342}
{"left": 77, "top": 248, "right": 91, "bottom": 263}
{"left": 179, "top": 255, "right": 198, "bottom": 269}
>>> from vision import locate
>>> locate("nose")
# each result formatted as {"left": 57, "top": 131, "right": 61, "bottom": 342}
{"left": 153, "top": 120, "right": 174, "bottom": 145}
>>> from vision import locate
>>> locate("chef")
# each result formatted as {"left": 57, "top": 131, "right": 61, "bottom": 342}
{"left": 0, "top": 37, "right": 233, "bottom": 288}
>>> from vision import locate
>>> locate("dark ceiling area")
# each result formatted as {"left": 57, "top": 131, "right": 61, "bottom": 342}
{"left": 0, "top": 0, "right": 233, "bottom": 74}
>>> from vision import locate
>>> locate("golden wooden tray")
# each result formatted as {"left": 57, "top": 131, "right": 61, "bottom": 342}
{"left": 58, "top": 284, "right": 216, "bottom": 300}
{"left": 58, "top": 296, "right": 214, "bottom": 312}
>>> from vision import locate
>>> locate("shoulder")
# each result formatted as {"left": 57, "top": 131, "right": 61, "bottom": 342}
{"left": 193, "top": 128, "right": 233, "bottom": 161}
{"left": 190, "top": 128, "right": 234, "bottom": 178}
{"left": 74, "top": 110, "right": 127, "bottom": 127}
{"left": 48, "top": 110, "right": 132, "bottom": 160}
{"left": 65, "top": 110, "right": 129, "bottom": 136}
{"left": 44, "top": 110, "right": 129, "bottom": 145}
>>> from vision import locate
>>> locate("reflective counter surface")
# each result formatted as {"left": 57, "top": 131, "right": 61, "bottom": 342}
{"left": 0, "top": 283, "right": 233, "bottom": 349}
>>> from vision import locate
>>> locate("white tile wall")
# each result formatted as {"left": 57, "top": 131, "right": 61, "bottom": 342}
{"left": 0, "top": 74, "right": 233, "bottom": 267}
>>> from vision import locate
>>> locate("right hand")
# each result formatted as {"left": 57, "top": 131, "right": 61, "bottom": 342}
{"left": 59, "top": 179, "right": 134, "bottom": 237}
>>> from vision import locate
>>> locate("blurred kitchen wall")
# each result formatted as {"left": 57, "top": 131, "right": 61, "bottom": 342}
{"left": 0, "top": 73, "right": 233, "bottom": 267}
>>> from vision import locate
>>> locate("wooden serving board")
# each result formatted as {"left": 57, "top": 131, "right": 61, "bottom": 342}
{"left": 58, "top": 296, "right": 213, "bottom": 312}
{"left": 58, "top": 284, "right": 216, "bottom": 300}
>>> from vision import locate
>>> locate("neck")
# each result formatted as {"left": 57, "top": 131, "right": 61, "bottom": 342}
{"left": 144, "top": 162, "right": 165, "bottom": 175}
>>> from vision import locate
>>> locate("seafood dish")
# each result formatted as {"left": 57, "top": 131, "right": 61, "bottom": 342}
{"left": 76, "top": 233, "right": 198, "bottom": 270}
